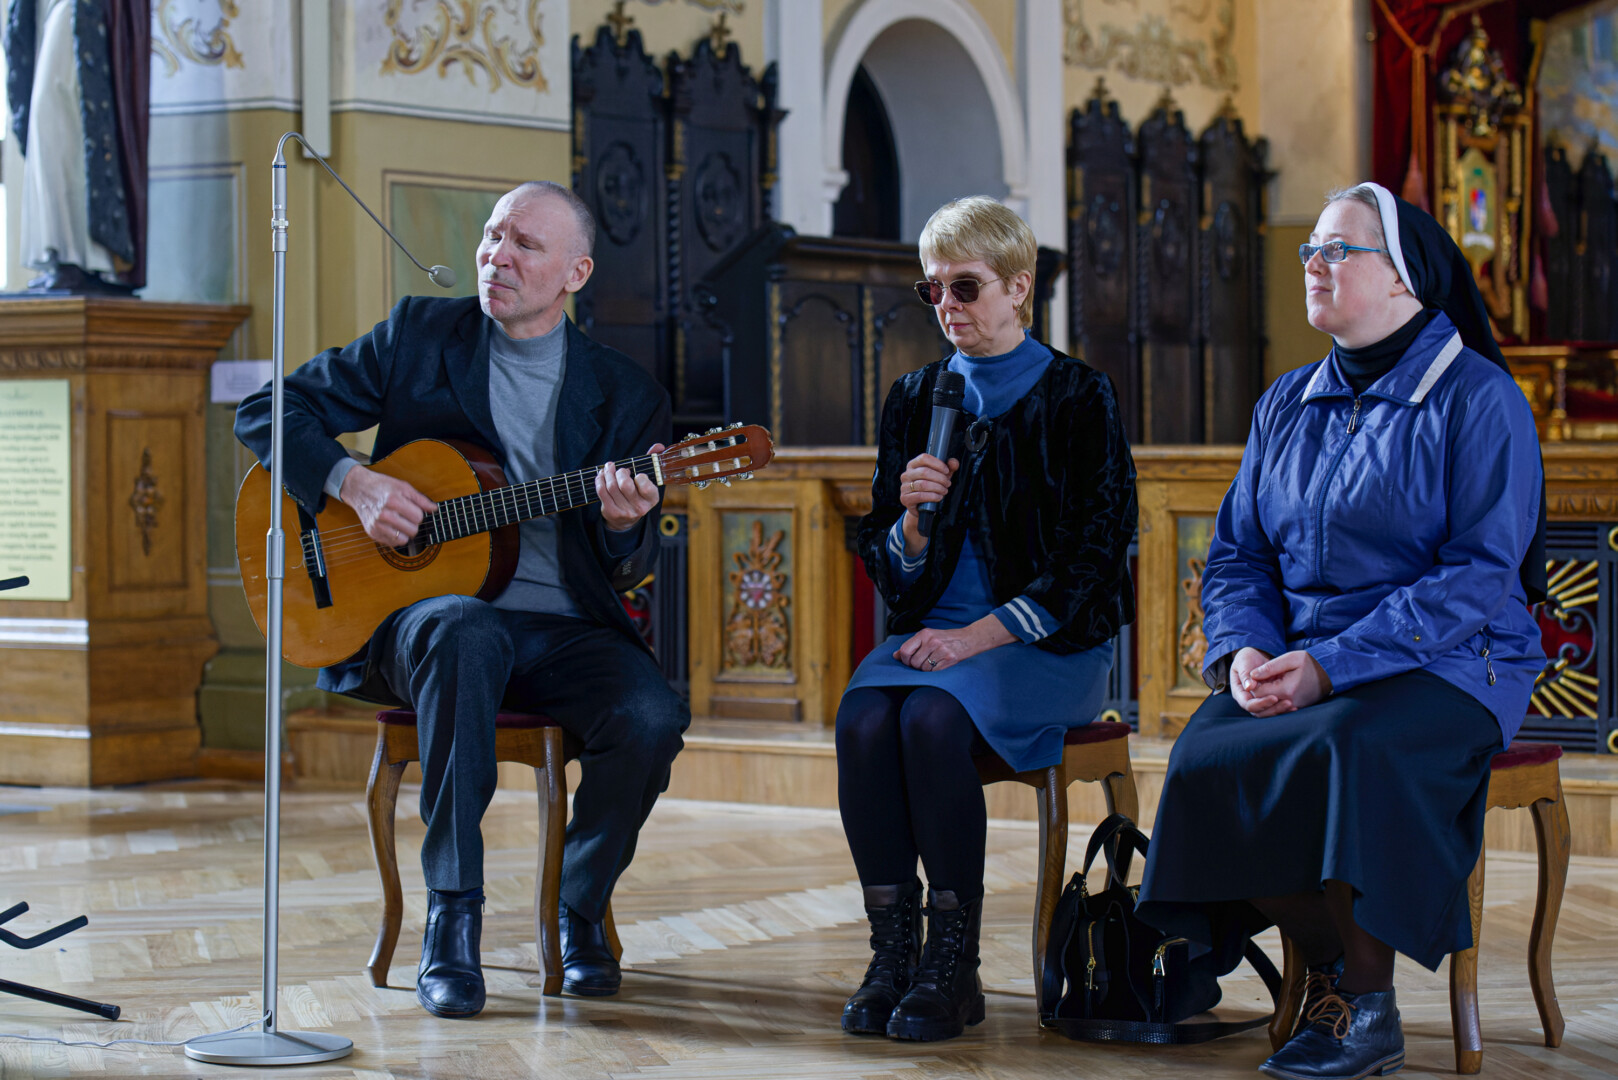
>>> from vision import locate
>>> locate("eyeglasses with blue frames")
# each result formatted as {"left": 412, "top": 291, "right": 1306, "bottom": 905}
{"left": 1298, "top": 240, "right": 1389, "bottom": 265}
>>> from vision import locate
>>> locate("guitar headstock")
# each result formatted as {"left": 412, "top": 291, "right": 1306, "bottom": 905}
{"left": 659, "top": 424, "right": 775, "bottom": 489}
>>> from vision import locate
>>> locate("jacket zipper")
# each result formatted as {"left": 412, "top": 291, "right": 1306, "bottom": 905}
{"left": 1310, "top": 397, "right": 1363, "bottom": 632}
{"left": 1482, "top": 635, "right": 1495, "bottom": 686}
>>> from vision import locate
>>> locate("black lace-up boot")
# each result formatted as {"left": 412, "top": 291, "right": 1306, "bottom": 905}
{"left": 841, "top": 879, "right": 923, "bottom": 1034}
{"left": 1260, "top": 985, "right": 1404, "bottom": 1080}
{"left": 884, "top": 889, "right": 985, "bottom": 1041}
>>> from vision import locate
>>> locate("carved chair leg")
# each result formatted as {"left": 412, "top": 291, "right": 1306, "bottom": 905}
{"left": 536, "top": 746, "right": 567, "bottom": 997}
{"left": 1033, "top": 765, "right": 1068, "bottom": 1002}
{"left": 1269, "top": 933, "right": 1310, "bottom": 1052}
{"left": 364, "top": 741, "right": 408, "bottom": 989}
{"left": 1102, "top": 757, "right": 1141, "bottom": 824}
{"left": 1450, "top": 848, "right": 1486, "bottom": 1075}
{"left": 1529, "top": 785, "right": 1570, "bottom": 1048}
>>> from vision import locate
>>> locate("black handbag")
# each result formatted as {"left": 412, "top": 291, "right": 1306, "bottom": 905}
{"left": 1039, "top": 813, "right": 1283, "bottom": 1044}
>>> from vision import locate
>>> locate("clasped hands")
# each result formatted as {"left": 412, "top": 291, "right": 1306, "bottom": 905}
{"left": 1229, "top": 646, "right": 1333, "bottom": 717}
{"left": 338, "top": 444, "right": 666, "bottom": 546}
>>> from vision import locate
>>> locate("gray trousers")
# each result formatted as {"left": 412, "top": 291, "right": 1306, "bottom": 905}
{"left": 375, "top": 596, "right": 689, "bottom": 922}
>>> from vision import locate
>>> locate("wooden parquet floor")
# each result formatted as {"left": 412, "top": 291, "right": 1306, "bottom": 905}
{"left": 0, "top": 782, "right": 1615, "bottom": 1079}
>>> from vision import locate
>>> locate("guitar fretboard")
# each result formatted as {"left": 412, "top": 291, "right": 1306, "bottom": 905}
{"left": 423, "top": 454, "right": 659, "bottom": 545}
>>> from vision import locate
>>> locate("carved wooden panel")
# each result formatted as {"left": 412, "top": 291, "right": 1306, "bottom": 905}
{"left": 1068, "top": 87, "right": 1139, "bottom": 441}
{"left": 774, "top": 285, "right": 861, "bottom": 446}
{"left": 106, "top": 414, "right": 187, "bottom": 591}
{"left": 1136, "top": 96, "right": 1201, "bottom": 444}
{"left": 669, "top": 40, "right": 779, "bottom": 431}
{"left": 1544, "top": 145, "right": 1575, "bottom": 342}
{"left": 870, "top": 285, "right": 948, "bottom": 441}
{"left": 1198, "top": 109, "right": 1268, "bottom": 444}
{"left": 572, "top": 26, "right": 669, "bottom": 387}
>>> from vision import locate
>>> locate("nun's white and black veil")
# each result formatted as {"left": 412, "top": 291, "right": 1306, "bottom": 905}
{"left": 1349, "top": 182, "right": 1548, "bottom": 604}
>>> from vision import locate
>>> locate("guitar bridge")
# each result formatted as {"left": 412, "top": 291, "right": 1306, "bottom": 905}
{"left": 300, "top": 527, "right": 334, "bottom": 610}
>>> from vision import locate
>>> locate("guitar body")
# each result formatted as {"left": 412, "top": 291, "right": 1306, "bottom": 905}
{"left": 236, "top": 439, "right": 518, "bottom": 669}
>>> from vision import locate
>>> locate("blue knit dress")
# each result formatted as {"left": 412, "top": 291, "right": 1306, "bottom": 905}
{"left": 844, "top": 333, "right": 1114, "bottom": 772}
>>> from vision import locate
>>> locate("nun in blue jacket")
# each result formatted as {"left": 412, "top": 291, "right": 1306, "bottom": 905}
{"left": 1137, "top": 182, "right": 1546, "bottom": 1080}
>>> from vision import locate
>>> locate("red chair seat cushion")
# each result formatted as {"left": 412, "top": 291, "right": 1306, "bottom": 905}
{"left": 1064, "top": 721, "right": 1132, "bottom": 746}
{"left": 376, "top": 709, "right": 558, "bottom": 729}
{"left": 1491, "top": 741, "right": 1564, "bottom": 770}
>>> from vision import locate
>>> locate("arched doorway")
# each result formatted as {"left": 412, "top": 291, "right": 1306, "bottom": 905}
{"left": 823, "top": 0, "right": 1026, "bottom": 242}
{"left": 832, "top": 65, "right": 901, "bottom": 241}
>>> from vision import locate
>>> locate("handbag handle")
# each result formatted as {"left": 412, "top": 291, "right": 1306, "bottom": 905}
{"left": 1082, "top": 812, "right": 1149, "bottom": 888}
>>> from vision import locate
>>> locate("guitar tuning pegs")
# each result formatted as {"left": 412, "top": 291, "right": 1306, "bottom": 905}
{"left": 693, "top": 480, "right": 710, "bottom": 490}
{"left": 727, "top": 421, "right": 744, "bottom": 429}
{"left": 739, "top": 472, "right": 753, "bottom": 480}
{"left": 718, "top": 478, "right": 732, "bottom": 486}
{"left": 705, "top": 426, "right": 723, "bottom": 435}
{"left": 683, "top": 432, "right": 699, "bottom": 441}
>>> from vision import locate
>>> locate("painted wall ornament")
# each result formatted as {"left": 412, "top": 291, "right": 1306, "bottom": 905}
{"left": 1063, "top": 0, "right": 1236, "bottom": 91}
{"left": 382, "top": 0, "right": 549, "bottom": 93}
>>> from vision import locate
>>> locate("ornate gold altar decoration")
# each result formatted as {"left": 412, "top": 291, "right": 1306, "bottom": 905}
{"left": 128, "top": 449, "right": 164, "bottom": 557}
{"left": 1432, "top": 15, "right": 1530, "bottom": 340}
{"left": 382, "top": 0, "right": 548, "bottom": 94}
{"left": 724, "top": 519, "right": 790, "bottom": 670}
{"left": 1530, "top": 558, "right": 1600, "bottom": 720}
{"left": 1177, "top": 556, "right": 1207, "bottom": 683}
{"left": 151, "top": 0, "right": 244, "bottom": 78}
{"left": 1063, "top": 0, "right": 1236, "bottom": 91}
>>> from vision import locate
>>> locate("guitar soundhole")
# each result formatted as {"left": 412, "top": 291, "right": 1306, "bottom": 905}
{"left": 377, "top": 537, "right": 440, "bottom": 571}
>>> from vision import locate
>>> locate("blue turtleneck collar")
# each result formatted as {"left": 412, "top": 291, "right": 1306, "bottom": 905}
{"left": 947, "top": 331, "right": 1054, "bottom": 418}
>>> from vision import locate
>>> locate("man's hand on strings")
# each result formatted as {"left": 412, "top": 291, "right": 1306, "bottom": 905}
{"left": 340, "top": 466, "right": 437, "bottom": 547}
{"left": 598, "top": 443, "right": 665, "bottom": 531}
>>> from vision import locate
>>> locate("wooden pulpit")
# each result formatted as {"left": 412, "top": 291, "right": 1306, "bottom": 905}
{"left": 0, "top": 297, "right": 250, "bottom": 786}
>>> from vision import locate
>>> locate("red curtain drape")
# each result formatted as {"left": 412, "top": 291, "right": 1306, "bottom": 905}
{"left": 1370, "top": 0, "right": 1524, "bottom": 206}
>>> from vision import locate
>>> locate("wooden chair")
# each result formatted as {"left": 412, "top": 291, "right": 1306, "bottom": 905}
{"left": 1268, "top": 741, "right": 1570, "bottom": 1074}
{"left": 363, "top": 708, "right": 620, "bottom": 997}
{"left": 974, "top": 720, "right": 1140, "bottom": 990}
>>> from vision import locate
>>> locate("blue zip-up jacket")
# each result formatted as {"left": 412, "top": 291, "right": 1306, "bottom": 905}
{"left": 1200, "top": 312, "right": 1544, "bottom": 746}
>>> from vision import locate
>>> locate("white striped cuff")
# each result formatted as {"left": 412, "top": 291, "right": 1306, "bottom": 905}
{"left": 888, "top": 518, "right": 927, "bottom": 575}
{"left": 994, "top": 595, "right": 1056, "bottom": 643}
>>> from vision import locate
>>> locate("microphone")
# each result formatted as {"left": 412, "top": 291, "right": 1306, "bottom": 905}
{"left": 272, "top": 133, "right": 456, "bottom": 289}
{"left": 917, "top": 370, "right": 965, "bottom": 538}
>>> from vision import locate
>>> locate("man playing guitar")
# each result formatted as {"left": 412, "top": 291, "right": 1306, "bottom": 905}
{"left": 235, "top": 182, "right": 687, "bottom": 1018}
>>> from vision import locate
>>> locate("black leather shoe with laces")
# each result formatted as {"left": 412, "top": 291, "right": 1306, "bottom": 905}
{"left": 841, "top": 879, "right": 923, "bottom": 1035}
{"left": 1260, "top": 985, "right": 1404, "bottom": 1080}
{"left": 416, "top": 890, "right": 486, "bottom": 1019}
{"left": 560, "top": 902, "right": 622, "bottom": 997}
{"left": 885, "top": 889, "right": 985, "bottom": 1042}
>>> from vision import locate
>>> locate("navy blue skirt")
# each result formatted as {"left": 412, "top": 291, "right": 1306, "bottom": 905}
{"left": 1136, "top": 670, "right": 1503, "bottom": 972}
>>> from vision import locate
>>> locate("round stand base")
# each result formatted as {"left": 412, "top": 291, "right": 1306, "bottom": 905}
{"left": 183, "top": 1030, "right": 353, "bottom": 1065}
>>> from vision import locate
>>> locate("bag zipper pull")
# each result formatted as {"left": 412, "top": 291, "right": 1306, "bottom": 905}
{"left": 1085, "top": 924, "right": 1098, "bottom": 990}
{"left": 1152, "top": 943, "right": 1168, "bottom": 978}
{"left": 1347, "top": 397, "right": 1363, "bottom": 434}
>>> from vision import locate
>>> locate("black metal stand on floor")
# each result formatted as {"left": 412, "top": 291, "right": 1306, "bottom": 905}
{"left": 0, "top": 903, "right": 120, "bottom": 1021}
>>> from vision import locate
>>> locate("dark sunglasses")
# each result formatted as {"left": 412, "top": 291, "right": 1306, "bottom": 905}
{"left": 914, "top": 276, "right": 1002, "bottom": 306}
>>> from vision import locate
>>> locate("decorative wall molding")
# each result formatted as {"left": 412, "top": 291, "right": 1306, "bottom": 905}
{"left": 1063, "top": 0, "right": 1237, "bottom": 91}
{"left": 0, "top": 351, "right": 81, "bottom": 372}
{"left": 151, "top": 0, "right": 244, "bottom": 77}
{"left": 381, "top": 0, "right": 549, "bottom": 94}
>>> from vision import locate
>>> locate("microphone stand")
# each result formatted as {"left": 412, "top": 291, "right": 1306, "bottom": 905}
{"left": 185, "top": 132, "right": 453, "bottom": 1067}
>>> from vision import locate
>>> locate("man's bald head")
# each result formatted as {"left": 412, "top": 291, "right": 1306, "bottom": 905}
{"left": 508, "top": 181, "right": 596, "bottom": 258}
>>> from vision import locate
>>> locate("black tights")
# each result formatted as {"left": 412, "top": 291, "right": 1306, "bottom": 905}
{"left": 835, "top": 686, "right": 986, "bottom": 901}
{"left": 1253, "top": 883, "right": 1396, "bottom": 994}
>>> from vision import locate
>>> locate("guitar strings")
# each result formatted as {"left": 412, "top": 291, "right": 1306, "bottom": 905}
{"left": 283, "top": 456, "right": 666, "bottom": 572}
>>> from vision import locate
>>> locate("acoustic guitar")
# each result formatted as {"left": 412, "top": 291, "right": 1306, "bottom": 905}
{"left": 237, "top": 424, "right": 774, "bottom": 668}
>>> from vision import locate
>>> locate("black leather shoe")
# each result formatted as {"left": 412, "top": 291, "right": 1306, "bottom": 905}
{"left": 842, "top": 879, "right": 923, "bottom": 1035}
{"left": 885, "top": 889, "right": 986, "bottom": 1042}
{"left": 416, "top": 890, "right": 486, "bottom": 1019}
{"left": 560, "top": 902, "right": 621, "bottom": 997}
{"left": 1260, "top": 986, "right": 1404, "bottom": 1080}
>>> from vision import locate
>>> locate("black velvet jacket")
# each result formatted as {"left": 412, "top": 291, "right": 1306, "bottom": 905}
{"left": 857, "top": 349, "right": 1137, "bottom": 653}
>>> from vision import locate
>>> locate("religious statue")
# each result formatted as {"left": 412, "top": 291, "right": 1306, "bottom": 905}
{"left": 4, "top": 0, "right": 149, "bottom": 293}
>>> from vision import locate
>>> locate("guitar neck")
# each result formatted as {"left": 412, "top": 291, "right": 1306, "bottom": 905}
{"left": 424, "top": 454, "right": 660, "bottom": 545}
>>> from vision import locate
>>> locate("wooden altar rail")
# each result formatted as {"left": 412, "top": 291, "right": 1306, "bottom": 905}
{"left": 681, "top": 444, "right": 1618, "bottom": 751}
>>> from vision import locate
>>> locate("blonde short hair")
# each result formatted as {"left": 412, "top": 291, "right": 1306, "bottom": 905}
{"left": 918, "top": 196, "right": 1038, "bottom": 328}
